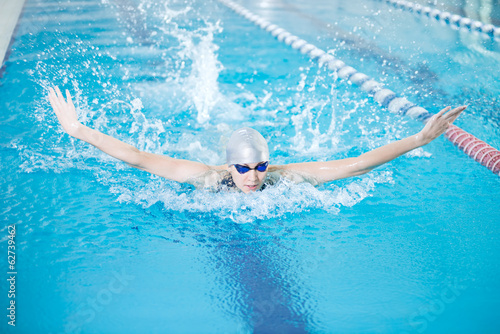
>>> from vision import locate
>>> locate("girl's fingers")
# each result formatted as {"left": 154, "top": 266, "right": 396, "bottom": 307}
{"left": 66, "top": 89, "right": 73, "bottom": 106}
{"left": 436, "top": 106, "right": 451, "bottom": 118}
{"left": 48, "top": 89, "right": 61, "bottom": 110}
{"left": 48, "top": 87, "right": 56, "bottom": 100}
{"left": 48, "top": 95, "right": 57, "bottom": 111}
{"left": 55, "top": 86, "right": 64, "bottom": 100}
{"left": 448, "top": 105, "right": 465, "bottom": 115}
{"left": 50, "top": 86, "right": 74, "bottom": 111}
{"left": 453, "top": 105, "right": 466, "bottom": 115}
{"left": 444, "top": 106, "right": 466, "bottom": 121}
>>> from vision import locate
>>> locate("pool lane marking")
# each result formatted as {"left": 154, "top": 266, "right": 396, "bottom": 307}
{"left": 378, "top": 0, "right": 500, "bottom": 41}
{"left": 218, "top": 0, "right": 500, "bottom": 176}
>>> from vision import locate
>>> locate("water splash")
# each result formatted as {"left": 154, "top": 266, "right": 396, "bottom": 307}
{"left": 108, "top": 171, "right": 393, "bottom": 224}
{"left": 152, "top": 2, "right": 225, "bottom": 125}
{"left": 178, "top": 21, "right": 224, "bottom": 124}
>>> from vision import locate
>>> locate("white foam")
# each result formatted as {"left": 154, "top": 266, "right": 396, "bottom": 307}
{"left": 108, "top": 172, "right": 391, "bottom": 224}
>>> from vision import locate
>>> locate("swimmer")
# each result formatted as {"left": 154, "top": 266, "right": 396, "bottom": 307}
{"left": 48, "top": 86, "right": 466, "bottom": 193}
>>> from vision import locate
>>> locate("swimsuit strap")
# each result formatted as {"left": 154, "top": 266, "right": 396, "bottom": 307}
{"left": 220, "top": 174, "right": 237, "bottom": 188}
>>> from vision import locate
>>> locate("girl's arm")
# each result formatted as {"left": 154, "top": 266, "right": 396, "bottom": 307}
{"left": 279, "top": 105, "right": 466, "bottom": 183}
{"left": 48, "top": 87, "right": 218, "bottom": 182}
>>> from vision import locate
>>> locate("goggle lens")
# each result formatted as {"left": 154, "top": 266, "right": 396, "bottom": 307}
{"left": 234, "top": 161, "right": 269, "bottom": 174}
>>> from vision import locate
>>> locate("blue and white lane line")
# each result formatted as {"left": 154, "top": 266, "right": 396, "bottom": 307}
{"left": 379, "top": 0, "right": 500, "bottom": 41}
{"left": 217, "top": 0, "right": 500, "bottom": 176}
{"left": 218, "top": 0, "right": 431, "bottom": 120}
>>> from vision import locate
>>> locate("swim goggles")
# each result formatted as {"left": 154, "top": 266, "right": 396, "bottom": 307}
{"left": 233, "top": 161, "right": 269, "bottom": 174}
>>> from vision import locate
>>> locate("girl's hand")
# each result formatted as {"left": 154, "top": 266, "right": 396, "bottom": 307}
{"left": 418, "top": 105, "right": 466, "bottom": 145}
{"left": 48, "top": 86, "right": 82, "bottom": 138}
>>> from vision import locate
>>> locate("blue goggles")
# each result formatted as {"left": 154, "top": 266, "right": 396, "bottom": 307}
{"left": 233, "top": 161, "right": 269, "bottom": 174}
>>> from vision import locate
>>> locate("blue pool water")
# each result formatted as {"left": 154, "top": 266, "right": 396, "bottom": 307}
{"left": 1, "top": 0, "right": 499, "bottom": 333}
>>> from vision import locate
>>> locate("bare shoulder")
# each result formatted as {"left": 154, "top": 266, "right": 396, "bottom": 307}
{"left": 268, "top": 164, "right": 321, "bottom": 186}
{"left": 185, "top": 165, "right": 229, "bottom": 189}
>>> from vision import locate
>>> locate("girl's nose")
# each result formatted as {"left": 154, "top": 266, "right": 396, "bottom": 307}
{"left": 247, "top": 169, "right": 258, "bottom": 181}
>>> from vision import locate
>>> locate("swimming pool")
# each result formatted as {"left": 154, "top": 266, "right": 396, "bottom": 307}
{"left": 1, "top": 0, "right": 499, "bottom": 332}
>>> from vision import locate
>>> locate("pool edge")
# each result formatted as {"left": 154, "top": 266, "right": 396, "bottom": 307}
{"left": 0, "top": 0, "right": 27, "bottom": 69}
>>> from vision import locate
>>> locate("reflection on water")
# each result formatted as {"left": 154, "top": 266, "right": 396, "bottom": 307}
{"left": 212, "top": 226, "right": 310, "bottom": 332}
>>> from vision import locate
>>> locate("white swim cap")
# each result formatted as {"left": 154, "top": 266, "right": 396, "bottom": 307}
{"left": 226, "top": 127, "right": 269, "bottom": 165}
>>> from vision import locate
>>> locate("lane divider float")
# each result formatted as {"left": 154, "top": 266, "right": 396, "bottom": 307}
{"left": 380, "top": 0, "right": 500, "bottom": 41}
{"left": 217, "top": 0, "right": 500, "bottom": 175}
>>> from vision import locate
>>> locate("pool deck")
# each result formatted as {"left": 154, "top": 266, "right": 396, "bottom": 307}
{"left": 0, "top": 0, "right": 26, "bottom": 67}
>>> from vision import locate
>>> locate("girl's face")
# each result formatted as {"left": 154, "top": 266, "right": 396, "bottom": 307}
{"left": 228, "top": 161, "right": 269, "bottom": 193}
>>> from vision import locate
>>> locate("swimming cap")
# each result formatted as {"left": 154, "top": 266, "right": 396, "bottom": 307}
{"left": 226, "top": 127, "right": 269, "bottom": 165}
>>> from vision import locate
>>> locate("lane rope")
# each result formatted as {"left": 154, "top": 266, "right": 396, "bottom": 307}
{"left": 380, "top": 0, "right": 500, "bottom": 41}
{"left": 217, "top": 0, "right": 500, "bottom": 176}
